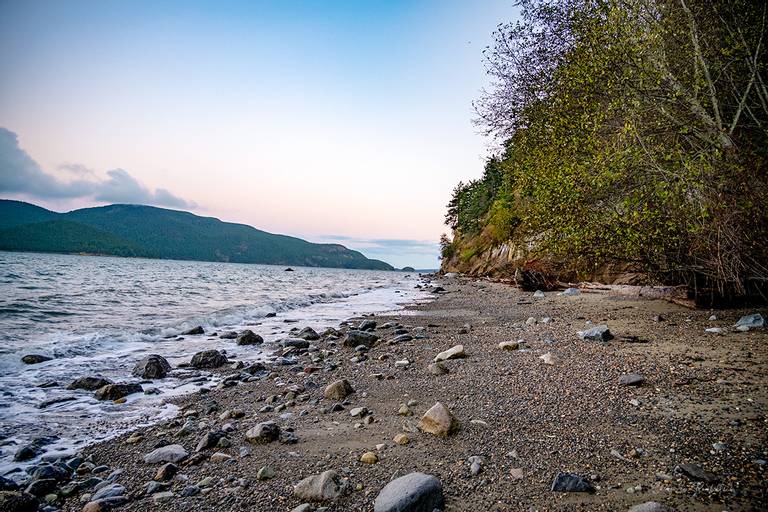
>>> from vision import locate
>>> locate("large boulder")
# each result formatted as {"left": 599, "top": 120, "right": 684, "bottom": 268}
{"left": 245, "top": 421, "right": 280, "bottom": 445}
{"left": 417, "top": 402, "right": 460, "bottom": 437}
{"left": 373, "top": 472, "right": 444, "bottom": 512}
{"left": 67, "top": 376, "right": 114, "bottom": 391}
{"left": 190, "top": 350, "right": 227, "bottom": 369}
{"left": 236, "top": 330, "right": 263, "bottom": 345}
{"left": 343, "top": 330, "right": 379, "bottom": 348}
{"left": 143, "top": 444, "right": 188, "bottom": 464}
{"left": 94, "top": 383, "right": 143, "bottom": 401}
{"left": 324, "top": 379, "right": 354, "bottom": 400}
{"left": 132, "top": 355, "right": 171, "bottom": 379}
{"left": 293, "top": 470, "right": 343, "bottom": 502}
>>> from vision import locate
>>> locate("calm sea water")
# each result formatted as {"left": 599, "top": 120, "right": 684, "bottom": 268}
{"left": 0, "top": 251, "right": 427, "bottom": 475}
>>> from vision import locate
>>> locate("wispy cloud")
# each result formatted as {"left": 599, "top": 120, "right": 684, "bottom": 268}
{"left": 0, "top": 128, "right": 196, "bottom": 209}
{"left": 316, "top": 235, "right": 439, "bottom": 269}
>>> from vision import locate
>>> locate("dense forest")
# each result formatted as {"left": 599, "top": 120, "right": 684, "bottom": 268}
{"left": 442, "top": 0, "right": 767, "bottom": 302}
{"left": 0, "top": 200, "right": 394, "bottom": 270}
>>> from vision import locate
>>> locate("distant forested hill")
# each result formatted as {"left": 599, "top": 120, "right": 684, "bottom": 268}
{"left": 0, "top": 200, "right": 393, "bottom": 270}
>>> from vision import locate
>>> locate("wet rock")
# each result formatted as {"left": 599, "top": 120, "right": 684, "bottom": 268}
{"left": 219, "top": 331, "right": 238, "bottom": 339}
{"left": 297, "top": 327, "right": 320, "bottom": 340}
{"left": 68, "top": 376, "right": 114, "bottom": 391}
{"left": 619, "top": 374, "right": 645, "bottom": 386}
{"left": 578, "top": 325, "right": 614, "bottom": 341}
{"left": 236, "top": 330, "right": 263, "bottom": 345}
{"left": 359, "top": 319, "right": 377, "bottom": 331}
{"left": 0, "top": 477, "right": 19, "bottom": 492}
{"left": 324, "top": 379, "right": 354, "bottom": 400}
{"left": 21, "top": 354, "right": 51, "bottom": 365}
{"left": 132, "top": 354, "right": 171, "bottom": 379}
{"left": 94, "top": 383, "right": 143, "bottom": 401}
{"left": 182, "top": 326, "right": 204, "bottom": 335}
{"left": 677, "top": 463, "right": 719, "bottom": 483}
{"left": 293, "top": 470, "right": 343, "bottom": 502}
{"left": 190, "top": 350, "right": 228, "bottom": 369}
{"left": 373, "top": 472, "right": 444, "bottom": 512}
{"left": 551, "top": 473, "right": 595, "bottom": 493}
{"left": 283, "top": 338, "right": 310, "bottom": 349}
{"left": 417, "top": 402, "right": 459, "bottom": 437}
{"left": 143, "top": 444, "right": 188, "bottom": 464}
{"left": 0, "top": 491, "right": 39, "bottom": 512}
{"left": 343, "top": 330, "right": 379, "bottom": 348}
{"left": 434, "top": 345, "right": 465, "bottom": 362}
{"left": 90, "top": 484, "right": 125, "bottom": 502}
{"left": 245, "top": 421, "right": 280, "bottom": 445}
{"left": 24, "top": 478, "right": 57, "bottom": 497}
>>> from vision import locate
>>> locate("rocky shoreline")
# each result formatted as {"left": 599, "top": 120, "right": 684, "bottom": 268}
{"left": 2, "top": 276, "right": 766, "bottom": 511}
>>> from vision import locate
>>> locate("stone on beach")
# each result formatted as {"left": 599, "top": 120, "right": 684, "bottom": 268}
{"left": 236, "top": 329, "right": 263, "bottom": 345}
{"left": 93, "top": 383, "right": 143, "bottom": 401}
{"left": 343, "top": 330, "right": 379, "bottom": 348}
{"left": 297, "top": 327, "right": 320, "bottom": 340}
{"left": 373, "top": 472, "right": 444, "bottom": 512}
{"left": 143, "top": 444, "right": 188, "bottom": 464}
{"left": 628, "top": 502, "right": 673, "bottom": 512}
{"left": 498, "top": 341, "right": 519, "bottom": 351}
{"left": 360, "top": 451, "right": 378, "bottom": 464}
{"left": 434, "top": 345, "right": 465, "bottom": 362}
{"left": 190, "top": 349, "right": 228, "bottom": 369}
{"left": 417, "top": 402, "right": 459, "bottom": 437}
{"left": 427, "top": 362, "right": 448, "bottom": 375}
{"left": 182, "top": 326, "right": 204, "bottom": 335}
{"left": 132, "top": 354, "right": 171, "bottom": 379}
{"left": 293, "top": 470, "right": 343, "bottom": 502}
{"left": 619, "top": 374, "right": 645, "bottom": 386}
{"left": 539, "top": 352, "right": 557, "bottom": 365}
{"left": 245, "top": 421, "right": 280, "bottom": 444}
{"left": 734, "top": 313, "right": 764, "bottom": 330}
{"left": 577, "top": 325, "right": 614, "bottom": 341}
{"left": 324, "top": 379, "right": 354, "bottom": 400}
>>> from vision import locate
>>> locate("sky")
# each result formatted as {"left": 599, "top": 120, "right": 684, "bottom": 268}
{"left": 0, "top": 0, "right": 514, "bottom": 269}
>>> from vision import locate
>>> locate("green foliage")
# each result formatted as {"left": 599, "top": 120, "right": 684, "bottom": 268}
{"left": 449, "top": 0, "right": 768, "bottom": 298}
{"left": 0, "top": 200, "right": 394, "bottom": 270}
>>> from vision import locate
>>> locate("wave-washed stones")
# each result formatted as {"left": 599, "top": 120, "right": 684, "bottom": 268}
{"left": 132, "top": 354, "right": 171, "bottom": 379}
{"left": 94, "top": 383, "right": 143, "bottom": 401}
{"left": 236, "top": 329, "right": 263, "bottom": 345}
{"left": 68, "top": 376, "right": 113, "bottom": 391}
{"left": 182, "top": 326, "right": 204, "bottom": 335}
{"left": 373, "top": 472, "right": 444, "bottom": 512}
{"left": 296, "top": 327, "right": 320, "bottom": 340}
{"left": 21, "top": 354, "right": 52, "bottom": 365}
{"left": 344, "top": 330, "right": 379, "bottom": 348}
{"left": 190, "top": 349, "right": 227, "bottom": 369}
{"left": 293, "top": 470, "right": 343, "bottom": 502}
{"left": 417, "top": 402, "right": 459, "bottom": 437}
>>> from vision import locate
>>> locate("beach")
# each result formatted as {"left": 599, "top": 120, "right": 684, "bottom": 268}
{"left": 9, "top": 275, "right": 766, "bottom": 511}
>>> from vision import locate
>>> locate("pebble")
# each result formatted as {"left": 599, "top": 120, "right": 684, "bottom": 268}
{"left": 360, "top": 452, "right": 378, "bottom": 464}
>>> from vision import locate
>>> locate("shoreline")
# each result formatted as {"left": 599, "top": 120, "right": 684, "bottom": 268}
{"left": 5, "top": 277, "right": 766, "bottom": 511}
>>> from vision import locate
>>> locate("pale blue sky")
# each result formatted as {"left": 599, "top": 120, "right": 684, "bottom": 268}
{"left": 0, "top": 0, "right": 514, "bottom": 268}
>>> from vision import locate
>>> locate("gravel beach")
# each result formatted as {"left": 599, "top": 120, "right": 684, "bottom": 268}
{"left": 11, "top": 276, "right": 766, "bottom": 511}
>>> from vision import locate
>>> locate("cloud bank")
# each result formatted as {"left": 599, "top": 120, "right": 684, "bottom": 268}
{"left": 0, "top": 128, "right": 195, "bottom": 209}
{"left": 317, "top": 235, "right": 439, "bottom": 269}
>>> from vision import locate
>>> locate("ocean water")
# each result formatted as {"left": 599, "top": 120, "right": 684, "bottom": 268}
{"left": 0, "top": 251, "right": 428, "bottom": 476}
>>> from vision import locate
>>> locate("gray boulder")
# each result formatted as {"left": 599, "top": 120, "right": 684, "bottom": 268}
{"left": 245, "top": 421, "right": 280, "bottom": 445}
{"left": 358, "top": 319, "right": 377, "bottom": 331}
{"left": 132, "top": 354, "right": 171, "bottom": 379}
{"left": 734, "top": 313, "right": 764, "bottom": 330}
{"left": 373, "top": 472, "right": 444, "bottom": 512}
{"left": 297, "top": 327, "right": 320, "bottom": 340}
{"left": 577, "top": 325, "right": 614, "bottom": 341}
{"left": 143, "top": 444, "right": 188, "bottom": 464}
{"left": 293, "top": 470, "right": 343, "bottom": 502}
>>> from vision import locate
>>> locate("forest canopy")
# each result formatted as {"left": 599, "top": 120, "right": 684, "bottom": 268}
{"left": 443, "top": 0, "right": 767, "bottom": 300}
